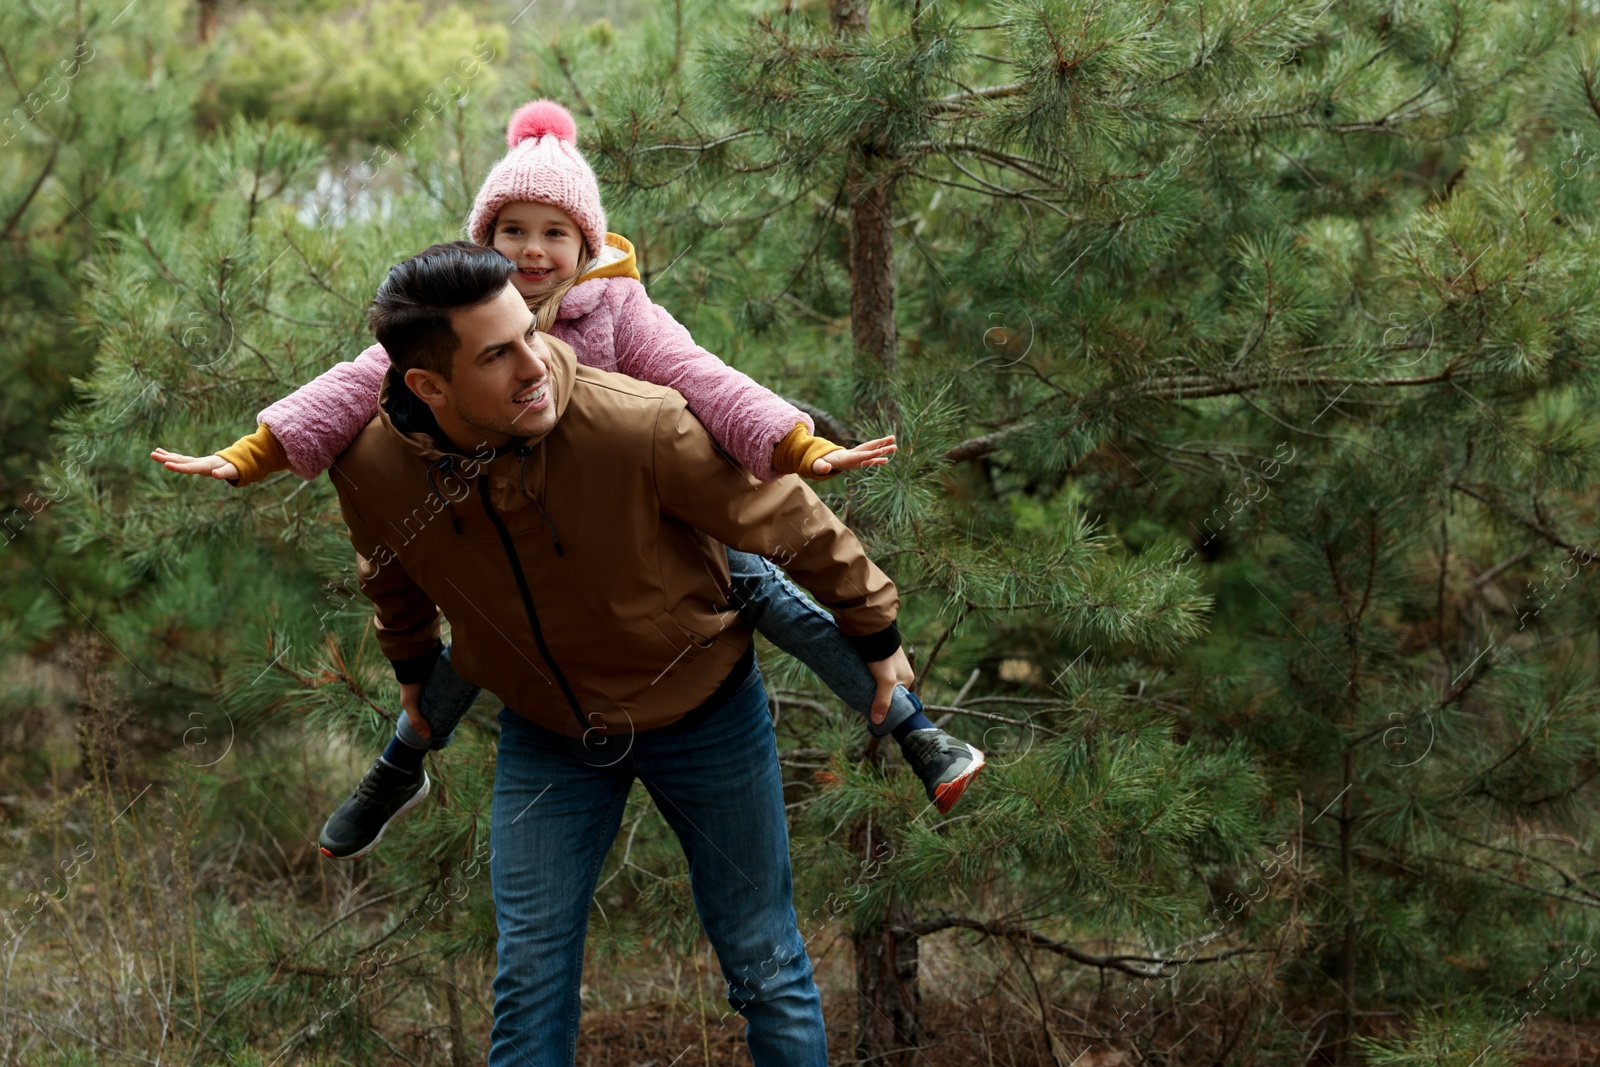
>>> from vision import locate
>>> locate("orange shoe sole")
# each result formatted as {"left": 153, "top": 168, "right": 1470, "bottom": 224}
{"left": 932, "top": 746, "right": 986, "bottom": 815}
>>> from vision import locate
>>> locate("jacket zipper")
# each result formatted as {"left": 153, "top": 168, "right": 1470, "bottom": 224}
{"left": 514, "top": 445, "right": 564, "bottom": 556}
{"left": 476, "top": 475, "right": 588, "bottom": 733}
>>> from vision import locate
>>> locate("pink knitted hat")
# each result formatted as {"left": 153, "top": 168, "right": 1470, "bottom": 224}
{"left": 464, "top": 100, "right": 607, "bottom": 255}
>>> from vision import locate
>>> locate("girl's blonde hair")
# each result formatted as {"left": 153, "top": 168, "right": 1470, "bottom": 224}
{"left": 487, "top": 219, "right": 589, "bottom": 333}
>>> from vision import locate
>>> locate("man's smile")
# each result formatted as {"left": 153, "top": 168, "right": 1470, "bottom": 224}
{"left": 512, "top": 381, "right": 549, "bottom": 413}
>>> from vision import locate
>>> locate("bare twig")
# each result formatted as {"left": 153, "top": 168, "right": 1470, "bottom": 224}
{"left": 782, "top": 397, "right": 854, "bottom": 444}
{"left": 898, "top": 915, "right": 1258, "bottom": 977}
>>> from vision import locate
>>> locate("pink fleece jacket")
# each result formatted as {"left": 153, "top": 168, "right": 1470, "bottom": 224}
{"left": 257, "top": 278, "right": 812, "bottom": 483}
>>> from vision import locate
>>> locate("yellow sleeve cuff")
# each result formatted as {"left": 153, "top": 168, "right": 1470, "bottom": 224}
{"left": 215, "top": 423, "right": 290, "bottom": 487}
{"left": 771, "top": 422, "right": 843, "bottom": 480}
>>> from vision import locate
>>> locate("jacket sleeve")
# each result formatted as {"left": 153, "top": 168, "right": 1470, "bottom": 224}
{"left": 257, "top": 343, "right": 392, "bottom": 481}
{"left": 216, "top": 423, "right": 291, "bottom": 487}
{"left": 608, "top": 280, "right": 813, "bottom": 483}
{"left": 332, "top": 486, "right": 444, "bottom": 681}
{"left": 652, "top": 397, "right": 899, "bottom": 644}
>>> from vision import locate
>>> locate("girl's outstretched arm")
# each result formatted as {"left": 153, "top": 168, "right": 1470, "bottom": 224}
{"left": 254, "top": 343, "right": 391, "bottom": 480}
{"left": 606, "top": 280, "right": 875, "bottom": 481}
{"left": 152, "top": 345, "right": 391, "bottom": 486}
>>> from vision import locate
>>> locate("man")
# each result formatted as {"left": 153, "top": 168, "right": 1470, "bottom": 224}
{"left": 327, "top": 241, "right": 923, "bottom": 1064}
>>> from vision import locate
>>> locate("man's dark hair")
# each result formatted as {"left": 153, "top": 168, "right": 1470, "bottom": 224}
{"left": 368, "top": 241, "right": 517, "bottom": 381}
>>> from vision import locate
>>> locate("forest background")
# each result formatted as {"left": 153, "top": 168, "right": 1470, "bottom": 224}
{"left": 4, "top": 0, "right": 1600, "bottom": 1064}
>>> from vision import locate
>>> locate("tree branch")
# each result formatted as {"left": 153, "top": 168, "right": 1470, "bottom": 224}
{"left": 920, "top": 704, "right": 1062, "bottom": 737}
{"left": 1, "top": 143, "right": 59, "bottom": 242}
{"left": 552, "top": 47, "right": 594, "bottom": 117}
{"left": 928, "top": 82, "right": 1025, "bottom": 111}
{"left": 898, "top": 914, "right": 1257, "bottom": 977}
{"left": 913, "top": 139, "right": 1064, "bottom": 184}
{"left": 626, "top": 130, "right": 765, "bottom": 154}
{"left": 1120, "top": 368, "right": 1484, "bottom": 402}
{"left": 783, "top": 397, "right": 854, "bottom": 444}
{"left": 946, "top": 422, "right": 1037, "bottom": 462}
{"left": 1450, "top": 482, "right": 1596, "bottom": 556}
{"left": 944, "top": 365, "right": 1493, "bottom": 463}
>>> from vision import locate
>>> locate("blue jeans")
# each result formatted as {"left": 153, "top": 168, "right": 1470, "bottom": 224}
{"left": 486, "top": 657, "right": 827, "bottom": 1066}
{"left": 397, "top": 546, "right": 918, "bottom": 748}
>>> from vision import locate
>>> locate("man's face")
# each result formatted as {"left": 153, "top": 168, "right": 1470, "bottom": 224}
{"left": 408, "top": 282, "right": 559, "bottom": 447}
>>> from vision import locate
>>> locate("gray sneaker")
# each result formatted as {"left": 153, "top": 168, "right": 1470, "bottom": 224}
{"left": 899, "top": 729, "right": 986, "bottom": 814}
{"left": 318, "top": 759, "right": 430, "bottom": 860}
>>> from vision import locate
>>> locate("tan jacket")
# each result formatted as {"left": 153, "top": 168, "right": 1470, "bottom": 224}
{"left": 328, "top": 334, "right": 899, "bottom": 738}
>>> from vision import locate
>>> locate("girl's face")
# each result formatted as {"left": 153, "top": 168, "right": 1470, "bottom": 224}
{"left": 492, "top": 202, "right": 585, "bottom": 299}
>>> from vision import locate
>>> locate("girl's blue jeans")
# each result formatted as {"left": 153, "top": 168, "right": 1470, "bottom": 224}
{"left": 486, "top": 658, "right": 827, "bottom": 1065}
{"left": 396, "top": 547, "right": 920, "bottom": 749}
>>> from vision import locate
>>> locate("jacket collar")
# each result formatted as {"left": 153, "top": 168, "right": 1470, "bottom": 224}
{"left": 579, "top": 232, "right": 638, "bottom": 283}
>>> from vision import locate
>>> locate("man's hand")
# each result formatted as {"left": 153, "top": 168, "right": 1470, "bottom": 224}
{"left": 399, "top": 680, "right": 430, "bottom": 741}
{"left": 866, "top": 645, "right": 915, "bottom": 725}
{"left": 150, "top": 448, "right": 239, "bottom": 481}
{"left": 811, "top": 435, "right": 897, "bottom": 477}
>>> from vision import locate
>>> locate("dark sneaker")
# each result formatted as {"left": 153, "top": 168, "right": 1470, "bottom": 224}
{"left": 899, "top": 728, "right": 986, "bottom": 814}
{"left": 318, "top": 759, "right": 430, "bottom": 860}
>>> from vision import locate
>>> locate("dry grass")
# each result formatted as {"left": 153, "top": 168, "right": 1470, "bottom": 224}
{"left": 4, "top": 645, "right": 1595, "bottom": 1066}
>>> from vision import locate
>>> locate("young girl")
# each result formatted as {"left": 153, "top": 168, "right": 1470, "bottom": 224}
{"left": 153, "top": 101, "right": 984, "bottom": 857}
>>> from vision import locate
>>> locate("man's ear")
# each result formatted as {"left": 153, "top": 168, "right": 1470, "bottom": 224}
{"left": 404, "top": 366, "right": 450, "bottom": 410}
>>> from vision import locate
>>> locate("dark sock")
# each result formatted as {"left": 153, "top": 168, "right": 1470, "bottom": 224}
{"left": 891, "top": 710, "right": 936, "bottom": 743}
{"left": 381, "top": 733, "right": 426, "bottom": 774}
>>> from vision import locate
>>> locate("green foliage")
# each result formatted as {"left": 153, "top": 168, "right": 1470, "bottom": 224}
{"left": 207, "top": 1, "right": 507, "bottom": 147}
{"left": 0, "top": 0, "right": 203, "bottom": 661}
{"left": 568, "top": 0, "right": 1600, "bottom": 1053}
{"left": 1355, "top": 1001, "right": 1522, "bottom": 1066}
{"left": 7, "top": 0, "right": 1600, "bottom": 1061}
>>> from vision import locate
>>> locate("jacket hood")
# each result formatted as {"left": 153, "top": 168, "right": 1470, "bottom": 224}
{"left": 579, "top": 232, "right": 638, "bottom": 283}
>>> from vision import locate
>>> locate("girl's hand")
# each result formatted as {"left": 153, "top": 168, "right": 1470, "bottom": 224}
{"left": 150, "top": 448, "right": 239, "bottom": 481}
{"left": 812, "top": 435, "right": 897, "bottom": 476}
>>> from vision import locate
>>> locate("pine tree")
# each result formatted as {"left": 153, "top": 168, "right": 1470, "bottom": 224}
{"left": 5, "top": 1, "right": 513, "bottom": 1062}
{"left": 0, "top": 0, "right": 203, "bottom": 661}
{"left": 556, "top": 0, "right": 1600, "bottom": 1058}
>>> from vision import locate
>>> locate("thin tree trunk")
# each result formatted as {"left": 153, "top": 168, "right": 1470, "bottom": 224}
{"left": 445, "top": 953, "right": 469, "bottom": 1067}
{"left": 838, "top": 0, "right": 915, "bottom": 1049}
{"left": 853, "top": 906, "right": 922, "bottom": 1065}
{"left": 850, "top": 773, "right": 922, "bottom": 1065}
{"left": 1339, "top": 748, "right": 1355, "bottom": 1063}
{"left": 835, "top": 1, "right": 916, "bottom": 1055}
{"left": 847, "top": 163, "right": 898, "bottom": 378}
{"left": 197, "top": 0, "right": 217, "bottom": 43}
{"left": 833, "top": 0, "right": 899, "bottom": 422}
{"left": 1336, "top": 518, "right": 1377, "bottom": 1062}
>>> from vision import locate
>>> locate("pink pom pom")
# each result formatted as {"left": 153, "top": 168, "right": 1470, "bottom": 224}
{"left": 507, "top": 100, "right": 577, "bottom": 148}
